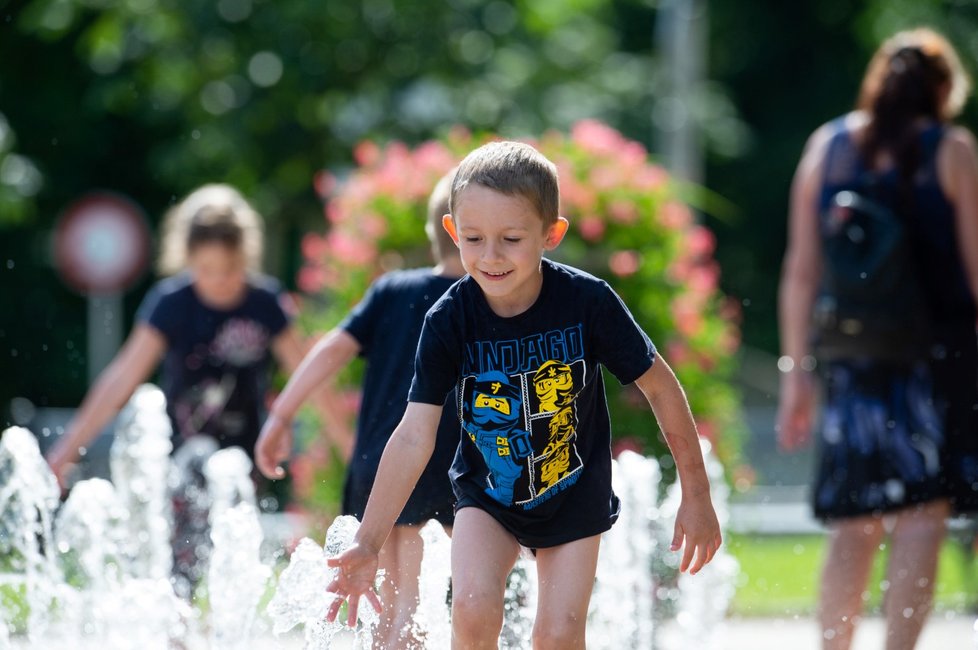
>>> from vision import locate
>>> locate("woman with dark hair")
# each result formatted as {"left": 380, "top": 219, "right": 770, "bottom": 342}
{"left": 777, "top": 28, "right": 978, "bottom": 650}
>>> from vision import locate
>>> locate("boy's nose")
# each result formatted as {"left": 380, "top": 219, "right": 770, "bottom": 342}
{"left": 482, "top": 240, "right": 502, "bottom": 262}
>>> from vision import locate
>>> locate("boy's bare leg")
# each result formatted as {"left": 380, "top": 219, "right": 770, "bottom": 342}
{"left": 532, "top": 534, "right": 601, "bottom": 650}
{"left": 819, "top": 515, "right": 885, "bottom": 650}
{"left": 450, "top": 508, "right": 520, "bottom": 650}
{"left": 883, "top": 500, "right": 948, "bottom": 650}
{"left": 375, "top": 524, "right": 425, "bottom": 650}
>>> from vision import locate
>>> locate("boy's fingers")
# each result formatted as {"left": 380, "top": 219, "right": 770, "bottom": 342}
{"left": 325, "top": 595, "right": 343, "bottom": 622}
{"left": 346, "top": 596, "right": 359, "bottom": 627}
{"left": 365, "top": 589, "right": 383, "bottom": 614}
{"left": 670, "top": 522, "right": 684, "bottom": 552}
{"left": 680, "top": 538, "right": 694, "bottom": 573}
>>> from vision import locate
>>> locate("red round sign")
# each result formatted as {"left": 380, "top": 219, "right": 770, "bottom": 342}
{"left": 54, "top": 192, "right": 151, "bottom": 294}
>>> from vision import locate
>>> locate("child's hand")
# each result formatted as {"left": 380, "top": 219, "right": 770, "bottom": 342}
{"left": 671, "top": 493, "right": 722, "bottom": 575}
{"left": 45, "top": 439, "right": 79, "bottom": 491}
{"left": 254, "top": 413, "right": 292, "bottom": 479}
{"left": 325, "top": 543, "right": 383, "bottom": 627}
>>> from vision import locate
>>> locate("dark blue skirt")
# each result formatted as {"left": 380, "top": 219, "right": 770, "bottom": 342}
{"left": 813, "top": 361, "right": 945, "bottom": 520}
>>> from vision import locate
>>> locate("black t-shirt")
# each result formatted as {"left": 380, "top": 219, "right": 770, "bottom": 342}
{"left": 339, "top": 268, "right": 461, "bottom": 515}
{"left": 136, "top": 273, "right": 290, "bottom": 456}
{"left": 409, "top": 259, "right": 656, "bottom": 547}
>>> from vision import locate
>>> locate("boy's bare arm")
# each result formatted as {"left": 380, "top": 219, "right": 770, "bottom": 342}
{"left": 634, "top": 356, "right": 722, "bottom": 574}
{"left": 271, "top": 326, "right": 357, "bottom": 459}
{"left": 325, "top": 401, "right": 443, "bottom": 625}
{"left": 257, "top": 328, "right": 360, "bottom": 478}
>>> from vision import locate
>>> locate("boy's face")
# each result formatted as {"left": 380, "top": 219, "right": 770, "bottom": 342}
{"left": 446, "top": 184, "right": 567, "bottom": 316}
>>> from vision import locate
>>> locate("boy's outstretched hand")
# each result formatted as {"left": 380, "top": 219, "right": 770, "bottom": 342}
{"left": 325, "top": 543, "right": 383, "bottom": 627}
{"left": 255, "top": 413, "right": 292, "bottom": 479}
{"left": 670, "top": 493, "right": 722, "bottom": 575}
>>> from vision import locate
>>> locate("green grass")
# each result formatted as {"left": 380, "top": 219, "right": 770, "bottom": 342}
{"left": 727, "top": 532, "right": 978, "bottom": 617}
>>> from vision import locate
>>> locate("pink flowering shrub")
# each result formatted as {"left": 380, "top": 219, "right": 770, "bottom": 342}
{"left": 296, "top": 121, "right": 746, "bottom": 510}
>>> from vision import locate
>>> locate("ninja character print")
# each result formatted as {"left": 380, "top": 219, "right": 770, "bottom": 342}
{"left": 461, "top": 357, "right": 586, "bottom": 510}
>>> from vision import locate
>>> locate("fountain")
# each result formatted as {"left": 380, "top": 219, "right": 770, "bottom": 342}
{"left": 0, "top": 385, "right": 739, "bottom": 649}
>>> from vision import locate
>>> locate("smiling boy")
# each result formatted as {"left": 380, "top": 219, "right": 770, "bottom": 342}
{"left": 326, "top": 141, "right": 722, "bottom": 649}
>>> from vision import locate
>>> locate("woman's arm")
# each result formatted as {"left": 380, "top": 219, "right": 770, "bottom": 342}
{"left": 776, "top": 126, "right": 830, "bottom": 451}
{"left": 634, "top": 358, "right": 721, "bottom": 575}
{"left": 938, "top": 126, "right": 978, "bottom": 305}
{"left": 258, "top": 327, "right": 359, "bottom": 477}
{"left": 46, "top": 324, "right": 165, "bottom": 483}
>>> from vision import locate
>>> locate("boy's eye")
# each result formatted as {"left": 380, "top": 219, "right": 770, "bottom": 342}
{"left": 504, "top": 237, "right": 521, "bottom": 243}
{"left": 464, "top": 236, "right": 481, "bottom": 243}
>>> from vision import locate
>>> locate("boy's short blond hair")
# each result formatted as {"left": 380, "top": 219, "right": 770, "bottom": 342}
{"left": 426, "top": 170, "right": 458, "bottom": 263}
{"left": 450, "top": 141, "right": 560, "bottom": 226}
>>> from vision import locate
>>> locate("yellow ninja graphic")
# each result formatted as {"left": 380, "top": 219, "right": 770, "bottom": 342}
{"left": 532, "top": 361, "right": 578, "bottom": 494}
{"left": 533, "top": 360, "right": 574, "bottom": 412}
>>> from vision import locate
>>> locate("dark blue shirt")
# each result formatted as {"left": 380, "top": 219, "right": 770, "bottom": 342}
{"left": 136, "top": 273, "right": 290, "bottom": 455}
{"left": 409, "top": 259, "right": 656, "bottom": 547}
{"left": 339, "top": 268, "right": 461, "bottom": 521}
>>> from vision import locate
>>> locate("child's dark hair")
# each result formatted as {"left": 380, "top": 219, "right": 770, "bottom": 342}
{"left": 158, "top": 184, "right": 264, "bottom": 276}
{"left": 450, "top": 141, "right": 560, "bottom": 226}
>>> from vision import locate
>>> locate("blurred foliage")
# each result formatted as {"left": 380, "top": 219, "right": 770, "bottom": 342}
{"left": 0, "top": 0, "right": 681, "bottom": 413}
{"left": 3, "top": 0, "right": 978, "bottom": 452}
{"left": 291, "top": 121, "right": 746, "bottom": 512}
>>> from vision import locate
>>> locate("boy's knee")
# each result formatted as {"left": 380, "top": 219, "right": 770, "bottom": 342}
{"left": 532, "top": 612, "right": 586, "bottom": 649}
{"left": 451, "top": 591, "right": 503, "bottom": 638}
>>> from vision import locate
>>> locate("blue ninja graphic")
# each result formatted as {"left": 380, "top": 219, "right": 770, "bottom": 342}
{"left": 463, "top": 371, "right": 531, "bottom": 505}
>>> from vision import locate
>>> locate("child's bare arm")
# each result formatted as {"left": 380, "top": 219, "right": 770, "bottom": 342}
{"left": 270, "top": 326, "right": 357, "bottom": 460}
{"left": 634, "top": 356, "right": 722, "bottom": 574}
{"left": 46, "top": 324, "right": 165, "bottom": 485}
{"left": 257, "top": 328, "right": 359, "bottom": 477}
{"left": 325, "top": 401, "right": 443, "bottom": 624}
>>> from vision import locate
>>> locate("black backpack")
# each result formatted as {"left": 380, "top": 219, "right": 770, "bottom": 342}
{"left": 812, "top": 173, "right": 932, "bottom": 363}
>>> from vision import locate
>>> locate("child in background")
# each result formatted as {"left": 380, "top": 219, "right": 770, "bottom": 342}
{"left": 45, "top": 183, "right": 352, "bottom": 589}
{"left": 326, "top": 141, "right": 722, "bottom": 649}
{"left": 255, "top": 172, "right": 463, "bottom": 650}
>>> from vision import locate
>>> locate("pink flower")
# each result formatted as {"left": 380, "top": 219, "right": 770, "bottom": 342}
{"left": 609, "top": 250, "right": 640, "bottom": 277}
{"left": 301, "top": 233, "right": 328, "bottom": 261}
{"left": 578, "top": 216, "right": 605, "bottom": 242}
{"left": 571, "top": 119, "right": 624, "bottom": 156}
{"left": 297, "top": 265, "right": 327, "bottom": 293}
{"left": 353, "top": 140, "right": 381, "bottom": 167}
{"left": 588, "top": 165, "right": 619, "bottom": 191}
{"left": 686, "top": 224, "right": 716, "bottom": 259}
{"left": 608, "top": 200, "right": 638, "bottom": 224}
{"left": 688, "top": 262, "right": 719, "bottom": 295}
{"left": 666, "top": 339, "right": 691, "bottom": 366}
{"left": 660, "top": 200, "right": 693, "bottom": 229}
{"left": 634, "top": 165, "right": 669, "bottom": 191}
{"left": 672, "top": 295, "right": 704, "bottom": 337}
{"left": 327, "top": 231, "right": 377, "bottom": 265}
{"left": 313, "top": 171, "right": 336, "bottom": 198}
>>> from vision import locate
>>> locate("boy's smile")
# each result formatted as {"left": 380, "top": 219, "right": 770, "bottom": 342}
{"left": 446, "top": 183, "right": 567, "bottom": 318}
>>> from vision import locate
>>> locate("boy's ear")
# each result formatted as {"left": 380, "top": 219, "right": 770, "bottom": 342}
{"left": 442, "top": 214, "right": 460, "bottom": 245}
{"left": 545, "top": 217, "right": 569, "bottom": 250}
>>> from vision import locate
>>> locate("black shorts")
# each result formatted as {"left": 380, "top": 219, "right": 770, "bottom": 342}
{"left": 343, "top": 469, "right": 455, "bottom": 526}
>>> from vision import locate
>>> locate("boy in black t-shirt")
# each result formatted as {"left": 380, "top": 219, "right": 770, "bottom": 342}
{"left": 325, "top": 141, "right": 722, "bottom": 647}
{"left": 256, "top": 173, "right": 463, "bottom": 649}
